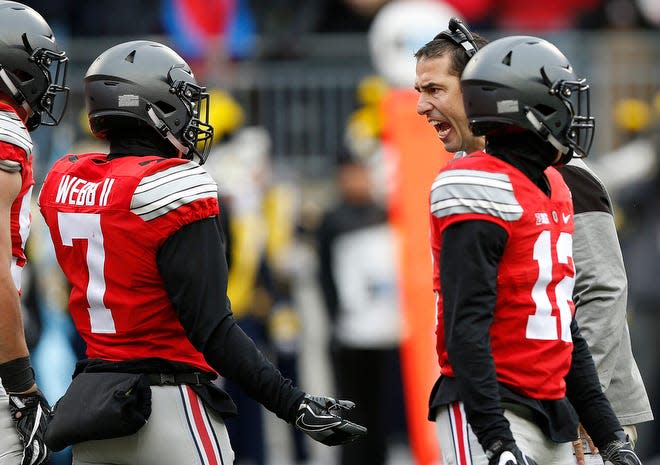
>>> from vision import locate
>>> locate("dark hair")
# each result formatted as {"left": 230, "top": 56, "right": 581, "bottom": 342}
{"left": 414, "top": 32, "right": 489, "bottom": 77}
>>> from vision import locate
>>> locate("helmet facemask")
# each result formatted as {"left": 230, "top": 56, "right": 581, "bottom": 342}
{"left": 0, "top": 32, "right": 69, "bottom": 131}
{"left": 533, "top": 64, "right": 594, "bottom": 164}
{"left": 146, "top": 64, "right": 214, "bottom": 164}
{"left": 29, "top": 45, "right": 69, "bottom": 127}
{"left": 551, "top": 78, "right": 594, "bottom": 160}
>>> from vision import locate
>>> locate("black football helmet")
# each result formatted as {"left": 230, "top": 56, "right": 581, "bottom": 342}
{"left": 461, "top": 35, "right": 595, "bottom": 163}
{"left": 0, "top": 1, "right": 69, "bottom": 131}
{"left": 84, "top": 40, "right": 214, "bottom": 164}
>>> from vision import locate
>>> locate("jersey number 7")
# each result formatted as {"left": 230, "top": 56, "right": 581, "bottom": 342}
{"left": 58, "top": 211, "right": 116, "bottom": 334}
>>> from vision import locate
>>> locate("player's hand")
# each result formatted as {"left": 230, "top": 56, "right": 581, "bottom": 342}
{"left": 573, "top": 423, "right": 598, "bottom": 465}
{"left": 8, "top": 389, "right": 52, "bottom": 465}
{"left": 293, "top": 394, "right": 367, "bottom": 446}
{"left": 601, "top": 431, "right": 642, "bottom": 465}
{"left": 486, "top": 440, "right": 538, "bottom": 465}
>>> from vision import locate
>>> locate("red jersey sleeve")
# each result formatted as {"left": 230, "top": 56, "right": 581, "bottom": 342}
{"left": 0, "top": 103, "right": 34, "bottom": 287}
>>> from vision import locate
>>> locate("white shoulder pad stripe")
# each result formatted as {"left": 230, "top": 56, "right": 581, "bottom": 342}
{"left": 431, "top": 168, "right": 522, "bottom": 221}
{"left": 134, "top": 162, "right": 200, "bottom": 194}
{"left": 131, "top": 162, "right": 218, "bottom": 221}
{"left": 431, "top": 169, "right": 513, "bottom": 192}
{"left": 0, "top": 110, "right": 32, "bottom": 157}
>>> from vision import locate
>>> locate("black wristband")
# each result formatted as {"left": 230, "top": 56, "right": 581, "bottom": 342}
{"left": 0, "top": 356, "right": 35, "bottom": 393}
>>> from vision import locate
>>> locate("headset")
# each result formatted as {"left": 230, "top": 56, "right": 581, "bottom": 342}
{"left": 433, "top": 17, "right": 479, "bottom": 58}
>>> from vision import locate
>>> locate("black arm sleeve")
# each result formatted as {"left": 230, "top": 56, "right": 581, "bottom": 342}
{"left": 565, "top": 319, "right": 622, "bottom": 449}
{"left": 157, "top": 217, "right": 305, "bottom": 422}
{"left": 441, "top": 220, "right": 514, "bottom": 449}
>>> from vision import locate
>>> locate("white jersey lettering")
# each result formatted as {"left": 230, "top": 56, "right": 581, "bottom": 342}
{"left": 55, "top": 175, "right": 116, "bottom": 206}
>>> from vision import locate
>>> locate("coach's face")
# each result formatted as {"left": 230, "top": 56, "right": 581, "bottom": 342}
{"left": 415, "top": 54, "right": 484, "bottom": 155}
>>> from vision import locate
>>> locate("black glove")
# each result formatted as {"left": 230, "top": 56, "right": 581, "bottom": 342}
{"left": 486, "top": 440, "right": 538, "bottom": 465}
{"left": 8, "top": 389, "right": 52, "bottom": 465}
{"left": 602, "top": 431, "right": 642, "bottom": 465}
{"left": 293, "top": 394, "right": 367, "bottom": 446}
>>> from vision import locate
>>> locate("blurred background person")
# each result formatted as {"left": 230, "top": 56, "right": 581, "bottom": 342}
{"left": 315, "top": 145, "right": 408, "bottom": 465}
{"left": 608, "top": 91, "right": 660, "bottom": 463}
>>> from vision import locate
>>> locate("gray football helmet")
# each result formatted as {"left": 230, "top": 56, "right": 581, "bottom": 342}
{"left": 0, "top": 1, "right": 69, "bottom": 131}
{"left": 461, "top": 35, "right": 594, "bottom": 163}
{"left": 84, "top": 40, "right": 214, "bottom": 164}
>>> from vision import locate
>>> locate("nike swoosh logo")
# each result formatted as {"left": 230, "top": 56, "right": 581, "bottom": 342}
{"left": 296, "top": 407, "right": 342, "bottom": 431}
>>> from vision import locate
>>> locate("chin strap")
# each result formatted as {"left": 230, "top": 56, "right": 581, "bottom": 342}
{"left": 146, "top": 105, "right": 190, "bottom": 156}
{"left": 0, "top": 67, "right": 34, "bottom": 118}
{"left": 525, "top": 109, "right": 569, "bottom": 155}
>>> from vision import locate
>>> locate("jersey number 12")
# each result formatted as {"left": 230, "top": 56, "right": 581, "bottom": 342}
{"left": 526, "top": 230, "right": 574, "bottom": 342}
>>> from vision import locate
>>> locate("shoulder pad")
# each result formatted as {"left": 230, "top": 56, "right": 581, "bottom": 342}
{"left": 0, "top": 110, "right": 32, "bottom": 157}
{"left": 131, "top": 161, "right": 218, "bottom": 221}
{"left": 431, "top": 168, "right": 522, "bottom": 221}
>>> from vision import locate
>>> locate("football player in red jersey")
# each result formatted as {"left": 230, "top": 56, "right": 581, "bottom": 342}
{"left": 0, "top": 2, "right": 69, "bottom": 465}
{"left": 38, "top": 40, "right": 366, "bottom": 465}
{"left": 414, "top": 27, "right": 644, "bottom": 465}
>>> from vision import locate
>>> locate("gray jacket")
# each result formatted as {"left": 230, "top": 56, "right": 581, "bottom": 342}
{"left": 559, "top": 158, "right": 653, "bottom": 426}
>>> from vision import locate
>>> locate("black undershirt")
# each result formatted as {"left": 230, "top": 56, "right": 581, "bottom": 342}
{"left": 107, "top": 128, "right": 178, "bottom": 159}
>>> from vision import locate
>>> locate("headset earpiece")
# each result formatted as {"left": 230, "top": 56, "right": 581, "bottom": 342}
{"left": 434, "top": 17, "right": 478, "bottom": 58}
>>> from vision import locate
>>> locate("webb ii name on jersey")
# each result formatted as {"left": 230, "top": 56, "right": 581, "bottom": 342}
{"left": 55, "top": 175, "right": 115, "bottom": 207}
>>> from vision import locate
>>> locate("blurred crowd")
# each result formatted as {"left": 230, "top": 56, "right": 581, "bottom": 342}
{"left": 18, "top": 0, "right": 660, "bottom": 65}
{"left": 12, "top": 0, "right": 660, "bottom": 464}
{"left": 18, "top": 0, "right": 660, "bottom": 38}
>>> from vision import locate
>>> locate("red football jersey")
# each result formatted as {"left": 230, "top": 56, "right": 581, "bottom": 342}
{"left": 0, "top": 102, "right": 34, "bottom": 292}
{"left": 430, "top": 151, "right": 575, "bottom": 399}
{"left": 39, "top": 153, "right": 220, "bottom": 372}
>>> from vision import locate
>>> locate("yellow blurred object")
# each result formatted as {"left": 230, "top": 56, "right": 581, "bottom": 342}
{"left": 226, "top": 214, "right": 265, "bottom": 318}
{"left": 79, "top": 107, "right": 94, "bottom": 138}
{"left": 345, "top": 106, "right": 383, "bottom": 160}
{"left": 357, "top": 75, "right": 390, "bottom": 106}
{"left": 653, "top": 91, "right": 660, "bottom": 117}
{"left": 614, "top": 98, "right": 652, "bottom": 133}
{"left": 268, "top": 305, "right": 301, "bottom": 347}
{"left": 263, "top": 184, "right": 297, "bottom": 273}
{"left": 207, "top": 89, "right": 245, "bottom": 144}
{"left": 348, "top": 106, "right": 381, "bottom": 140}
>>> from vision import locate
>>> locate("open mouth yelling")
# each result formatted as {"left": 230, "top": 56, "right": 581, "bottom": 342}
{"left": 432, "top": 121, "right": 452, "bottom": 140}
